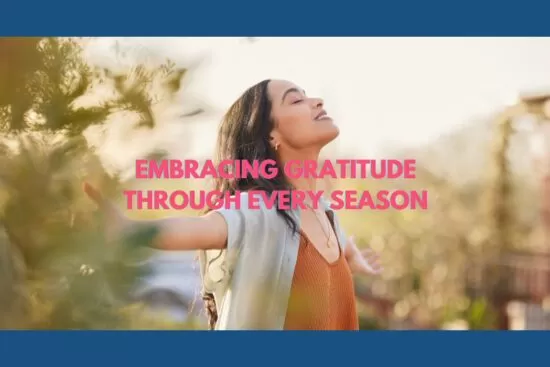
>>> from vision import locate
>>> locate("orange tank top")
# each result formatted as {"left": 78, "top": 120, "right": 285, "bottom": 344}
{"left": 284, "top": 232, "right": 360, "bottom": 330}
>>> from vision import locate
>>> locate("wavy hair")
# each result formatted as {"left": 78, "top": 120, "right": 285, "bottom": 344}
{"left": 202, "top": 79, "right": 298, "bottom": 329}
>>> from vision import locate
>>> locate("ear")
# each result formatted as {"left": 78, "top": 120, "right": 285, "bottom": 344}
{"left": 268, "top": 133, "right": 279, "bottom": 149}
{"left": 269, "top": 129, "right": 281, "bottom": 143}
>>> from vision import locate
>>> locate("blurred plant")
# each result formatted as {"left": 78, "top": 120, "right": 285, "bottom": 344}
{"left": 0, "top": 37, "right": 43, "bottom": 131}
{"left": 358, "top": 315, "right": 384, "bottom": 330}
{"left": 464, "top": 298, "right": 498, "bottom": 330}
{"left": 0, "top": 132, "right": 145, "bottom": 329}
{"left": 101, "top": 61, "right": 187, "bottom": 129}
{"left": 338, "top": 132, "right": 537, "bottom": 329}
{"left": 0, "top": 37, "right": 194, "bottom": 329}
{"left": 0, "top": 225, "right": 26, "bottom": 327}
{"left": 0, "top": 38, "right": 189, "bottom": 135}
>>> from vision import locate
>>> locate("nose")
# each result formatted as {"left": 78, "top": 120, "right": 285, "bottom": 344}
{"left": 310, "top": 97, "right": 324, "bottom": 108}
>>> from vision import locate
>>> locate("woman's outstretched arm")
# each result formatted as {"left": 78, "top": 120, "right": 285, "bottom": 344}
{"left": 132, "top": 211, "right": 228, "bottom": 251}
{"left": 84, "top": 183, "right": 228, "bottom": 251}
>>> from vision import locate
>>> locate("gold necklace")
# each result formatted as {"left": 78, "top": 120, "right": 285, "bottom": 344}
{"left": 304, "top": 203, "right": 332, "bottom": 248}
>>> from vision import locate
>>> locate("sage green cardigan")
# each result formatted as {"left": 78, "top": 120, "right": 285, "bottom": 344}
{"left": 198, "top": 192, "right": 348, "bottom": 330}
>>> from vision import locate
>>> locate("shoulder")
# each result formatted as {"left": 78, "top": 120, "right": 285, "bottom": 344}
{"left": 215, "top": 191, "right": 280, "bottom": 224}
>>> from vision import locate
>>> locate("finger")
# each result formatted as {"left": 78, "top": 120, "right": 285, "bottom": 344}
{"left": 84, "top": 182, "right": 114, "bottom": 213}
{"left": 361, "top": 249, "right": 379, "bottom": 259}
{"left": 361, "top": 248, "right": 373, "bottom": 256}
{"left": 366, "top": 262, "right": 383, "bottom": 273}
{"left": 83, "top": 182, "right": 103, "bottom": 204}
{"left": 367, "top": 253, "right": 380, "bottom": 262}
{"left": 371, "top": 256, "right": 382, "bottom": 265}
{"left": 365, "top": 255, "right": 381, "bottom": 266}
{"left": 370, "top": 262, "right": 382, "bottom": 270}
{"left": 362, "top": 265, "right": 382, "bottom": 275}
{"left": 363, "top": 249, "right": 378, "bottom": 257}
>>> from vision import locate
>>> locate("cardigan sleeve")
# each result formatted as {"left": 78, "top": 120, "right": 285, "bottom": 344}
{"left": 199, "top": 192, "right": 270, "bottom": 295}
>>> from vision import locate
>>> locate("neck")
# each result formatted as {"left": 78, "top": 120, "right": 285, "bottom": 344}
{"left": 278, "top": 147, "right": 320, "bottom": 194}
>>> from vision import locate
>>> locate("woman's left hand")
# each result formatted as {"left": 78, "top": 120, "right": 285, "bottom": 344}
{"left": 346, "top": 236, "right": 383, "bottom": 276}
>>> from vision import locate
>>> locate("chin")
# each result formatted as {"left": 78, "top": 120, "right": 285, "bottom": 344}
{"left": 317, "top": 124, "right": 340, "bottom": 146}
{"left": 325, "top": 120, "right": 340, "bottom": 136}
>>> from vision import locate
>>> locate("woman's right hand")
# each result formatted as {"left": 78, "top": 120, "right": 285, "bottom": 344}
{"left": 84, "top": 182, "right": 228, "bottom": 251}
{"left": 83, "top": 182, "right": 129, "bottom": 242}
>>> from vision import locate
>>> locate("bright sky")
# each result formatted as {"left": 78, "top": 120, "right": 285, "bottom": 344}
{"left": 84, "top": 37, "right": 550, "bottom": 169}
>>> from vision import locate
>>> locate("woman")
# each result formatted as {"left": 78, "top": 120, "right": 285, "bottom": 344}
{"left": 84, "top": 79, "right": 382, "bottom": 330}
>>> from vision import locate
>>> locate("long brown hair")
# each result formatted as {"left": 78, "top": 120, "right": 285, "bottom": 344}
{"left": 201, "top": 79, "right": 298, "bottom": 329}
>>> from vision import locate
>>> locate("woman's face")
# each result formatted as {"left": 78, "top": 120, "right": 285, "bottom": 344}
{"left": 267, "top": 80, "right": 339, "bottom": 151}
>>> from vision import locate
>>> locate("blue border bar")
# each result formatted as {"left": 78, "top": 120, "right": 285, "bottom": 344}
{"left": 3, "top": 0, "right": 550, "bottom": 36}
{"left": 0, "top": 331, "right": 547, "bottom": 367}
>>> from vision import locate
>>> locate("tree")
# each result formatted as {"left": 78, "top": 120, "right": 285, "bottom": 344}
{"left": 0, "top": 37, "right": 43, "bottom": 131}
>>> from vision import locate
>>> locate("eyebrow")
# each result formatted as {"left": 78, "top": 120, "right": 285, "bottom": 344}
{"left": 281, "top": 88, "right": 306, "bottom": 104}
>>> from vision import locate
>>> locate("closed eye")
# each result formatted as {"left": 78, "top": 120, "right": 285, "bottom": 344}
{"left": 292, "top": 99, "right": 304, "bottom": 104}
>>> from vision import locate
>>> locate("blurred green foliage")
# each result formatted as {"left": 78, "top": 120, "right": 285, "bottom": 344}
{"left": 464, "top": 298, "right": 498, "bottom": 330}
{"left": 0, "top": 37, "right": 198, "bottom": 329}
